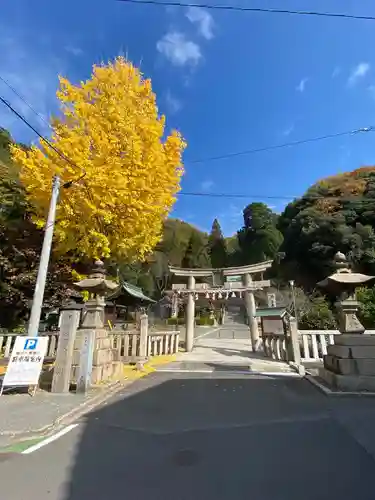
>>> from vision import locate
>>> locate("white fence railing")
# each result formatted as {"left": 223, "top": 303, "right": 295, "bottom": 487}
{"left": 1, "top": 329, "right": 180, "bottom": 365}
{"left": 261, "top": 329, "right": 375, "bottom": 364}
{"left": 0, "top": 332, "right": 59, "bottom": 359}
{"left": 298, "top": 331, "right": 339, "bottom": 362}
{"left": 106, "top": 329, "right": 181, "bottom": 362}
{"left": 262, "top": 333, "right": 287, "bottom": 361}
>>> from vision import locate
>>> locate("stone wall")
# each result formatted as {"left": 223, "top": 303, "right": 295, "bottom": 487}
{"left": 70, "top": 328, "right": 122, "bottom": 385}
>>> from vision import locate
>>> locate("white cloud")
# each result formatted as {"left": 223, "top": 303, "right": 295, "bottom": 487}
{"left": 283, "top": 124, "right": 294, "bottom": 137}
{"left": 65, "top": 45, "right": 83, "bottom": 56}
{"left": 156, "top": 32, "right": 202, "bottom": 66}
{"left": 200, "top": 180, "right": 214, "bottom": 192}
{"left": 296, "top": 77, "right": 308, "bottom": 93}
{"left": 165, "top": 90, "right": 182, "bottom": 114}
{"left": 348, "top": 62, "right": 370, "bottom": 86}
{"left": 332, "top": 66, "right": 341, "bottom": 78}
{"left": 186, "top": 7, "right": 214, "bottom": 40}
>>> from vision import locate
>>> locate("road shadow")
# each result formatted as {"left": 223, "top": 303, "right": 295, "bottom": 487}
{"left": 62, "top": 373, "right": 375, "bottom": 500}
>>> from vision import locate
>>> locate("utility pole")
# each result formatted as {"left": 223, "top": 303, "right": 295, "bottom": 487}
{"left": 289, "top": 279, "right": 298, "bottom": 326}
{"left": 27, "top": 176, "right": 61, "bottom": 336}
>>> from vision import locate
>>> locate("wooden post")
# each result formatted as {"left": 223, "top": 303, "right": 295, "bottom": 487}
{"left": 139, "top": 313, "right": 148, "bottom": 358}
{"left": 51, "top": 305, "right": 81, "bottom": 393}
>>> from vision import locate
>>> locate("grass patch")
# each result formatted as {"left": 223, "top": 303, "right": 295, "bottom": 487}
{"left": 0, "top": 437, "right": 43, "bottom": 454}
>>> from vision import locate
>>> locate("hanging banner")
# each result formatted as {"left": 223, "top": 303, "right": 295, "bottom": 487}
{"left": 2, "top": 336, "right": 48, "bottom": 389}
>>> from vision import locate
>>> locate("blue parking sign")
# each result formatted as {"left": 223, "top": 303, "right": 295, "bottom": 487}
{"left": 24, "top": 338, "right": 38, "bottom": 350}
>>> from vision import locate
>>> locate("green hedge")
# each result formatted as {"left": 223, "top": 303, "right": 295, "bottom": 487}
{"left": 196, "top": 317, "right": 215, "bottom": 326}
{"left": 167, "top": 317, "right": 185, "bottom": 325}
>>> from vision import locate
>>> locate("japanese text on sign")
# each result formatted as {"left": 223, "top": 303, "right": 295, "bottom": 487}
{"left": 2, "top": 336, "right": 48, "bottom": 388}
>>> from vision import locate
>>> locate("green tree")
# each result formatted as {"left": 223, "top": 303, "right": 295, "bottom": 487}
{"left": 237, "top": 203, "right": 283, "bottom": 265}
{"left": 298, "top": 295, "right": 337, "bottom": 330}
{"left": 182, "top": 231, "right": 209, "bottom": 268}
{"left": 0, "top": 131, "right": 72, "bottom": 328}
{"left": 277, "top": 167, "right": 375, "bottom": 288}
{"left": 208, "top": 219, "right": 227, "bottom": 268}
{"left": 357, "top": 285, "right": 375, "bottom": 329}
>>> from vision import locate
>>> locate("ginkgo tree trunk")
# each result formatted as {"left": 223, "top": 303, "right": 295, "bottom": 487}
{"left": 11, "top": 57, "right": 186, "bottom": 262}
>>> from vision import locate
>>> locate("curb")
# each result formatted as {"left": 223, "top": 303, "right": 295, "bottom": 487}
{"left": 0, "top": 380, "right": 127, "bottom": 443}
{"left": 0, "top": 355, "right": 177, "bottom": 449}
{"left": 305, "top": 373, "right": 375, "bottom": 397}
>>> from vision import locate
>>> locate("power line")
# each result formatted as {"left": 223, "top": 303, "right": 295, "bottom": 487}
{"left": 187, "top": 127, "right": 374, "bottom": 164}
{"left": 0, "top": 95, "right": 86, "bottom": 185}
{"left": 179, "top": 191, "right": 375, "bottom": 203}
{"left": 3, "top": 70, "right": 373, "bottom": 167}
{"left": 116, "top": 0, "right": 375, "bottom": 21}
{"left": 0, "top": 75, "right": 52, "bottom": 131}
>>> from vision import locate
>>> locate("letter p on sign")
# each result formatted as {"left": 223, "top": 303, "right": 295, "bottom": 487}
{"left": 24, "top": 338, "right": 38, "bottom": 350}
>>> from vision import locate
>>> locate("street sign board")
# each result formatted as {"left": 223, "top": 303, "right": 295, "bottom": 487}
{"left": 2, "top": 336, "right": 48, "bottom": 389}
{"left": 226, "top": 275, "right": 242, "bottom": 283}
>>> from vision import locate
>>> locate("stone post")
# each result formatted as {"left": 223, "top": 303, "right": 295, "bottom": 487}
{"left": 186, "top": 275, "right": 195, "bottom": 352}
{"left": 76, "top": 295, "right": 104, "bottom": 394}
{"left": 51, "top": 304, "right": 81, "bottom": 393}
{"left": 287, "top": 317, "right": 301, "bottom": 366}
{"left": 171, "top": 293, "right": 178, "bottom": 318}
{"left": 139, "top": 313, "right": 148, "bottom": 358}
{"left": 243, "top": 273, "right": 259, "bottom": 352}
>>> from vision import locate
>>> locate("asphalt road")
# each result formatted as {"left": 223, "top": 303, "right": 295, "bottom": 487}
{"left": 2, "top": 372, "right": 375, "bottom": 500}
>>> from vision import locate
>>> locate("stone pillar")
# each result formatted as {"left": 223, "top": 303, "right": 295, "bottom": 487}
{"left": 171, "top": 293, "right": 178, "bottom": 318}
{"left": 139, "top": 313, "right": 148, "bottom": 358}
{"left": 243, "top": 273, "right": 259, "bottom": 352}
{"left": 186, "top": 275, "right": 195, "bottom": 352}
{"left": 287, "top": 317, "right": 301, "bottom": 366}
{"left": 76, "top": 329, "right": 96, "bottom": 393}
{"left": 51, "top": 304, "right": 81, "bottom": 393}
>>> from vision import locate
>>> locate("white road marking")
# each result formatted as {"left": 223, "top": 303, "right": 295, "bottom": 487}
{"left": 22, "top": 423, "right": 79, "bottom": 455}
{"left": 194, "top": 327, "right": 221, "bottom": 341}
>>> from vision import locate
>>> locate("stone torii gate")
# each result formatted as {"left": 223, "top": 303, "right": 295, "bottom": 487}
{"left": 169, "top": 261, "right": 272, "bottom": 352}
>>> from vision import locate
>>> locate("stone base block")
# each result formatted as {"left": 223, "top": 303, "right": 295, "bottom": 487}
{"left": 327, "top": 344, "right": 375, "bottom": 358}
{"left": 91, "top": 365, "right": 103, "bottom": 385}
{"left": 324, "top": 356, "right": 375, "bottom": 376}
{"left": 335, "top": 335, "right": 375, "bottom": 346}
{"left": 94, "top": 337, "right": 112, "bottom": 350}
{"left": 70, "top": 365, "right": 79, "bottom": 384}
{"left": 93, "top": 328, "right": 109, "bottom": 339}
{"left": 93, "top": 348, "right": 115, "bottom": 366}
{"left": 319, "top": 368, "right": 375, "bottom": 392}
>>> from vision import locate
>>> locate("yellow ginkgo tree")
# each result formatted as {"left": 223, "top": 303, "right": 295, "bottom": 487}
{"left": 11, "top": 57, "right": 186, "bottom": 261}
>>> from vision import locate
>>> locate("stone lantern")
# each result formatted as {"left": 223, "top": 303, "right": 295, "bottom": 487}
{"left": 73, "top": 260, "right": 121, "bottom": 391}
{"left": 318, "top": 251, "right": 375, "bottom": 391}
{"left": 74, "top": 260, "right": 119, "bottom": 329}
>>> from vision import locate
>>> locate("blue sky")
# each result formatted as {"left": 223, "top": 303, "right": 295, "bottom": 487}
{"left": 2, "top": 0, "right": 375, "bottom": 235}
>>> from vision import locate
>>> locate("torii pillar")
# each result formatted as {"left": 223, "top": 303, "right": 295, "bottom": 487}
{"left": 186, "top": 275, "right": 195, "bottom": 352}
{"left": 243, "top": 273, "right": 260, "bottom": 352}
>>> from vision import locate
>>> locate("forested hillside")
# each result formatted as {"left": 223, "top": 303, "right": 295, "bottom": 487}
{"left": 4, "top": 121, "right": 375, "bottom": 329}
{"left": 277, "top": 167, "right": 375, "bottom": 288}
